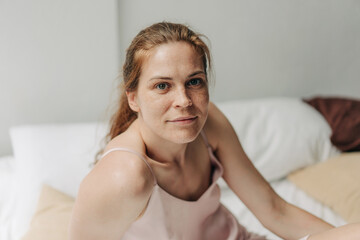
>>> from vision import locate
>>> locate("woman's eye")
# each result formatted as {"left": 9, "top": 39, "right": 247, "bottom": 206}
{"left": 155, "top": 83, "right": 168, "bottom": 90}
{"left": 187, "top": 79, "right": 202, "bottom": 86}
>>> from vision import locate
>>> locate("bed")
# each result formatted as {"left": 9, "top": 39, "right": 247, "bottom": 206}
{"left": 1, "top": 97, "right": 359, "bottom": 240}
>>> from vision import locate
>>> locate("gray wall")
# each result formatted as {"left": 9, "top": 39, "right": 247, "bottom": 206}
{"left": 0, "top": 0, "right": 120, "bottom": 156}
{"left": 1, "top": 0, "right": 359, "bottom": 156}
{"left": 119, "top": 0, "right": 360, "bottom": 100}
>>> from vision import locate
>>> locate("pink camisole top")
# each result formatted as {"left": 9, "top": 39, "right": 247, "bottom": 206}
{"left": 101, "top": 130, "right": 267, "bottom": 240}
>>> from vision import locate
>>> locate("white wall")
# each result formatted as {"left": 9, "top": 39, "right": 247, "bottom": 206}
{"left": 119, "top": 0, "right": 360, "bottom": 101}
{"left": 0, "top": 0, "right": 120, "bottom": 156}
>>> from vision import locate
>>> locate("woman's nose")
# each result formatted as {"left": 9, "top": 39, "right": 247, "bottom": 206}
{"left": 174, "top": 88, "right": 192, "bottom": 108}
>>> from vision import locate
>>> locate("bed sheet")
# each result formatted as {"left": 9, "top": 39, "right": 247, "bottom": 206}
{"left": 219, "top": 178, "right": 347, "bottom": 240}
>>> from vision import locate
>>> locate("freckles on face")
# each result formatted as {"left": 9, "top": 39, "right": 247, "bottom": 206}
{"left": 134, "top": 41, "right": 209, "bottom": 142}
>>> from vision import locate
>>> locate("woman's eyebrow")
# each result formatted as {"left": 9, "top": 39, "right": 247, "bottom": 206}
{"left": 188, "top": 70, "right": 205, "bottom": 78}
{"left": 149, "top": 76, "right": 172, "bottom": 81}
{"left": 149, "top": 71, "right": 205, "bottom": 81}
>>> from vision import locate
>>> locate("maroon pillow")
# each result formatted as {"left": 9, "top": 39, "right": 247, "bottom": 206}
{"left": 303, "top": 96, "right": 360, "bottom": 152}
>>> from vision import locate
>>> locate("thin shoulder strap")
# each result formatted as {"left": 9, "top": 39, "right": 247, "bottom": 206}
{"left": 200, "top": 129, "right": 223, "bottom": 171}
{"left": 101, "top": 147, "right": 157, "bottom": 185}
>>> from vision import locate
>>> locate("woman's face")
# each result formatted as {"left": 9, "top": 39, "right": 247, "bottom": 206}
{"left": 127, "top": 41, "right": 209, "bottom": 144}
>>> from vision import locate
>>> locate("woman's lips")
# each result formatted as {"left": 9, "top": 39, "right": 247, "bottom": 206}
{"left": 167, "top": 116, "right": 198, "bottom": 124}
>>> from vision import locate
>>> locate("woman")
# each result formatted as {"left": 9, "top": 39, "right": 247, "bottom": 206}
{"left": 69, "top": 22, "right": 360, "bottom": 240}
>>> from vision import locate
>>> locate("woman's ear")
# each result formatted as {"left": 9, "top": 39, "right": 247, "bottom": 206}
{"left": 126, "top": 91, "right": 139, "bottom": 112}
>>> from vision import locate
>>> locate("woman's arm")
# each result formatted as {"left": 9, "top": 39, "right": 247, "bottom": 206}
{"left": 68, "top": 150, "right": 154, "bottom": 240}
{"left": 205, "top": 102, "right": 333, "bottom": 240}
{"left": 309, "top": 223, "right": 360, "bottom": 240}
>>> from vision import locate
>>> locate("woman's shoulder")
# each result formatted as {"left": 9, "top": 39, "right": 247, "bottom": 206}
{"left": 89, "top": 145, "right": 154, "bottom": 196}
{"left": 75, "top": 121, "right": 154, "bottom": 220}
{"left": 91, "top": 121, "right": 154, "bottom": 196}
{"left": 82, "top": 152, "right": 154, "bottom": 205}
{"left": 70, "top": 138, "right": 154, "bottom": 238}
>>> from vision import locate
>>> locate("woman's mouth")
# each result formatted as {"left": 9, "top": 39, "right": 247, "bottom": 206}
{"left": 167, "top": 116, "right": 198, "bottom": 124}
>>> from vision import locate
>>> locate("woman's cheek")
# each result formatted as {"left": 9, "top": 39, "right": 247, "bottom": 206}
{"left": 148, "top": 95, "right": 169, "bottom": 114}
{"left": 195, "top": 89, "right": 209, "bottom": 106}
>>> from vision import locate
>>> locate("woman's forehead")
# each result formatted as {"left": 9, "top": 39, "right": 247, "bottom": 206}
{"left": 141, "top": 42, "right": 204, "bottom": 77}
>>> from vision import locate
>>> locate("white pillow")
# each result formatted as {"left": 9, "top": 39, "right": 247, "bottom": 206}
{"left": 216, "top": 97, "right": 340, "bottom": 182}
{"left": 6, "top": 122, "right": 107, "bottom": 240}
{"left": 0, "top": 155, "right": 14, "bottom": 217}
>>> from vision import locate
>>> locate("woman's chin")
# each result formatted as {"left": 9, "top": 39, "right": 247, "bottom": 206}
{"left": 166, "top": 129, "right": 201, "bottom": 144}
